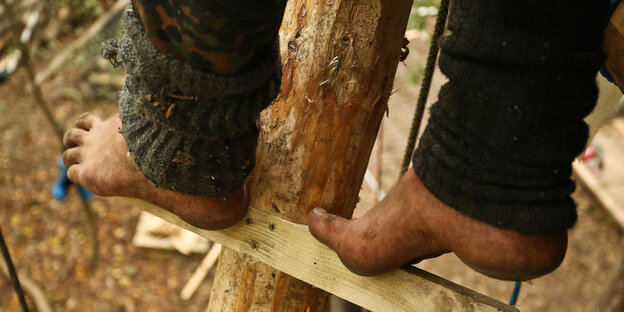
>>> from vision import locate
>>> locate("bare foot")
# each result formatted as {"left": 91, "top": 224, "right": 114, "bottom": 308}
{"left": 63, "top": 113, "right": 247, "bottom": 230}
{"left": 308, "top": 169, "right": 567, "bottom": 280}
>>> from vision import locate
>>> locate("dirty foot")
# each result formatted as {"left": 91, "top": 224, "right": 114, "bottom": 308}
{"left": 63, "top": 113, "right": 247, "bottom": 230}
{"left": 308, "top": 169, "right": 567, "bottom": 280}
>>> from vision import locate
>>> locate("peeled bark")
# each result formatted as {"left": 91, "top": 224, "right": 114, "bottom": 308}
{"left": 207, "top": 0, "right": 412, "bottom": 310}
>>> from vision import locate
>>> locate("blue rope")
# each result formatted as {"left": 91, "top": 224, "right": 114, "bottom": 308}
{"left": 52, "top": 155, "right": 93, "bottom": 202}
{"left": 509, "top": 281, "right": 522, "bottom": 306}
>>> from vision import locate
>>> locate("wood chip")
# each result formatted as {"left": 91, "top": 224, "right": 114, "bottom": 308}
{"left": 165, "top": 103, "right": 175, "bottom": 118}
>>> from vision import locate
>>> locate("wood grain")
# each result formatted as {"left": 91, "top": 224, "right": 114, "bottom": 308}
{"left": 120, "top": 197, "right": 516, "bottom": 312}
{"left": 208, "top": 0, "right": 417, "bottom": 311}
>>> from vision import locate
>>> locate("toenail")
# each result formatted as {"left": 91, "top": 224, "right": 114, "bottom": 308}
{"left": 312, "top": 208, "right": 326, "bottom": 216}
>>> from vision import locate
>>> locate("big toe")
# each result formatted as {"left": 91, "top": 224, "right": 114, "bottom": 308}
{"left": 308, "top": 208, "right": 349, "bottom": 251}
{"left": 308, "top": 208, "right": 386, "bottom": 276}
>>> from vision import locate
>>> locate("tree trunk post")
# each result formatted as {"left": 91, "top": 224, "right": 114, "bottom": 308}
{"left": 208, "top": 0, "right": 413, "bottom": 310}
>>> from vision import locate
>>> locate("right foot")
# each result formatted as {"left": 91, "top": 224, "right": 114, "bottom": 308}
{"left": 63, "top": 113, "right": 247, "bottom": 230}
{"left": 308, "top": 169, "right": 567, "bottom": 281}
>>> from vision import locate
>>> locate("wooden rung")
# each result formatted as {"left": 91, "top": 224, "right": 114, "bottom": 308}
{"left": 119, "top": 197, "right": 516, "bottom": 312}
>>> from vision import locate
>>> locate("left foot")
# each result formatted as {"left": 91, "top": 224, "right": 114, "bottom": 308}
{"left": 308, "top": 169, "right": 567, "bottom": 280}
{"left": 63, "top": 113, "right": 247, "bottom": 230}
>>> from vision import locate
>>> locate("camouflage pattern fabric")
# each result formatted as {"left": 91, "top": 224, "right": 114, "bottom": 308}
{"left": 132, "top": 0, "right": 286, "bottom": 75}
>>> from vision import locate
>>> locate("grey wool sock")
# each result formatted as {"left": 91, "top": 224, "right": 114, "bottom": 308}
{"left": 101, "top": 9, "right": 281, "bottom": 197}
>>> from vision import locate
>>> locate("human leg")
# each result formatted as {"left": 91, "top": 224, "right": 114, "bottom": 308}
{"left": 308, "top": 0, "right": 609, "bottom": 279}
{"left": 63, "top": 1, "right": 286, "bottom": 229}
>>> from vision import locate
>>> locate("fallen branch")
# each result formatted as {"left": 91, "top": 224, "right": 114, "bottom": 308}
{"left": 83, "top": 201, "right": 100, "bottom": 269}
{"left": 0, "top": 257, "right": 52, "bottom": 312}
{"left": 180, "top": 243, "right": 222, "bottom": 300}
{"left": 1, "top": 228, "right": 51, "bottom": 312}
{"left": 35, "top": 0, "right": 127, "bottom": 85}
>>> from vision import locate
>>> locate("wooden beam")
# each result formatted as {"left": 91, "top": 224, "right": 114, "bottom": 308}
{"left": 604, "top": 1, "right": 624, "bottom": 93}
{"left": 120, "top": 197, "right": 517, "bottom": 312}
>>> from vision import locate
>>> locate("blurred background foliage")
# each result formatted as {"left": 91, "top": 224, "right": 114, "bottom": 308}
{"left": 404, "top": 0, "right": 439, "bottom": 86}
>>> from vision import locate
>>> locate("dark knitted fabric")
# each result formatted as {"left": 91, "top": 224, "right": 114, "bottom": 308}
{"left": 104, "top": 9, "right": 281, "bottom": 197}
{"left": 412, "top": 0, "right": 610, "bottom": 234}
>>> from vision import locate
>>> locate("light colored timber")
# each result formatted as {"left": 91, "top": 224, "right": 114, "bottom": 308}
{"left": 120, "top": 197, "right": 516, "bottom": 312}
{"left": 573, "top": 160, "right": 624, "bottom": 228}
{"left": 613, "top": 118, "right": 624, "bottom": 138}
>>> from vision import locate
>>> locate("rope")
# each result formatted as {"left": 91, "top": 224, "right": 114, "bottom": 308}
{"left": 509, "top": 281, "right": 522, "bottom": 306}
{"left": 0, "top": 227, "right": 30, "bottom": 312}
{"left": 399, "top": 0, "right": 450, "bottom": 177}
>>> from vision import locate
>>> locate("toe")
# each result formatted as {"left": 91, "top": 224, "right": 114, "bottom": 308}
{"left": 76, "top": 113, "right": 102, "bottom": 130}
{"left": 66, "top": 165, "right": 81, "bottom": 184}
{"left": 308, "top": 208, "right": 351, "bottom": 252}
{"left": 308, "top": 209, "right": 390, "bottom": 276}
{"left": 62, "top": 148, "right": 83, "bottom": 167}
{"left": 63, "top": 128, "right": 86, "bottom": 148}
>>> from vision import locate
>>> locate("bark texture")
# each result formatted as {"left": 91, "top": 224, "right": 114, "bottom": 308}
{"left": 208, "top": 0, "right": 412, "bottom": 310}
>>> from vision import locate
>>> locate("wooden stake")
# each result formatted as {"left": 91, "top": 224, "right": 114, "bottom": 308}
{"left": 205, "top": 0, "right": 417, "bottom": 310}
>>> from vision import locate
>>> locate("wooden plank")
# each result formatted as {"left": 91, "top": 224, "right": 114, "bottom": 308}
{"left": 119, "top": 197, "right": 516, "bottom": 312}
{"left": 573, "top": 160, "right": 624, "bottom": 228}
{"left": 573, "top": 118, "right": 624, "bottom": 229}
{"left": 572, "top": 119, "right": 624, "bottom": 227}
{"left": 612, "top": 118, "right": 624, "bottom": 139}
{"left": 132, "top": 211, "right": 211, "bottom": 254}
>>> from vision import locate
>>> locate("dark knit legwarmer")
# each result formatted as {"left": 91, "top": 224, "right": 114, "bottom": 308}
{"left": 412, "top": 0, "right": 610, "bottom": 234}
{"left": 105, "top": 10, "right": 281, "bottom": 197}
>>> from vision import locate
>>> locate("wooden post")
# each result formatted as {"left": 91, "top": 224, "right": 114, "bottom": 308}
{"left": 604, "top": 1, "right": 624, "bottom": 93}
{"left": 207, "top": 0, "right": 413, "bottom": 310}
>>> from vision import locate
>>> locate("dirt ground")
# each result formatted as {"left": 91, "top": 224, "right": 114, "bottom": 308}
{"left": 1, "top": 6, "right": 624, "bottom": 312}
